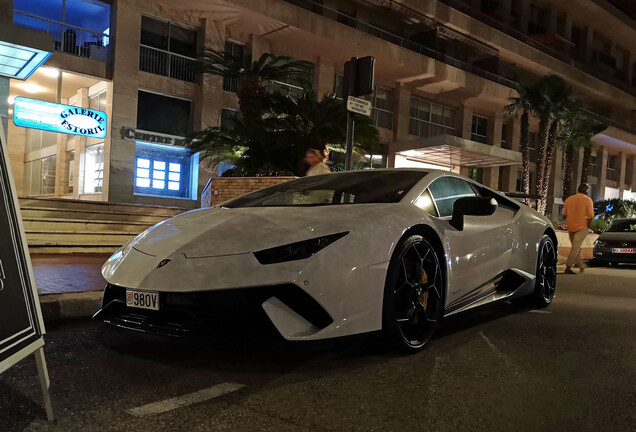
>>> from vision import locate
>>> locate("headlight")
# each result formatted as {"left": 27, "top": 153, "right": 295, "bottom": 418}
{"left": 254, "top": 232, "right": 349, "bottom": 265}
{"left": 595, "top": 240, "right": 606, "bottom": 247}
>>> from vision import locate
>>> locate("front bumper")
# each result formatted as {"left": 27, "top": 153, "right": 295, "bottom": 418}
{"left": 94, "top": 284, "right": 333, "bottom": 341}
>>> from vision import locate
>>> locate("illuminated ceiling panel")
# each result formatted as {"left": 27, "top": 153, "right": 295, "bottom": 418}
{"left": 0, "top": 41, "right": 51, "bottom": 80}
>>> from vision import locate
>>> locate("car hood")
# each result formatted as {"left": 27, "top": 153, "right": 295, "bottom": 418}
{"left": 132, "top": 204, "right": 398, "bottom": 258}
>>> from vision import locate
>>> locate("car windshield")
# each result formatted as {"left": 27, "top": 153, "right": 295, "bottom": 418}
{"left": 606, "top": 220, "right": 636, "bottom": 232}
{"left": 224, "top": 170, "right": 428, "bottom": 208}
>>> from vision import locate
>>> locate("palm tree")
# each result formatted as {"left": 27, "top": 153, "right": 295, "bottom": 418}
{"left": 198, "top": 50, "right": 313, "bottom": 117}
{"left": 504, "top": 84, "right": 534, "bottom": 194}
{"left": 537, "top": 75, "right": 575, "bottom": 214}
{"left": 557, "top": 110, "right": 606, "bottom": 199}
{"left": 188, "top": 85, "right": 380, "bottom": 176}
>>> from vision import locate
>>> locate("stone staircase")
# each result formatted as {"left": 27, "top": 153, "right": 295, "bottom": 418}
{"left": 19, "top": 198, "right": 188, "bottom": 254}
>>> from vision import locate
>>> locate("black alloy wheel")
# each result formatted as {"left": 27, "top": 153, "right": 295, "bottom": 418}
{"left": 533, "top": 235, "right": 557, "bottom": 307}
{"left": 383, "top": 235, "right": 444, "bottom": 352}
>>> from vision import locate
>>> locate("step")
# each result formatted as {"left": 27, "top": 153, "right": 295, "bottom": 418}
{"left": 19, "top": 197, "right": 188, "bottom": 217}
{"left": 20, "top": 208, "right": 170, "bottom": 224}
{"left": 29, "top": 246, "right": 120, "bottom": 254}
{"left": 22, "top": 218, "right": 153, "bottom": 233}
{"left": 26, "top": 231, "right": 136, "bottom": 246}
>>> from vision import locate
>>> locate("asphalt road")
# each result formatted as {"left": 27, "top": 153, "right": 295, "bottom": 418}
{"left": 2, "top": 266, "right": 636, "bottom": 432}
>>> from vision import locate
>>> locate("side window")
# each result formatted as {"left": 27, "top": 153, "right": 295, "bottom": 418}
{"left": 414, "top": 189, "right": 438, "bottom": 216}
{"left": 428, "top": 177, "right": 477, "bottom": 217}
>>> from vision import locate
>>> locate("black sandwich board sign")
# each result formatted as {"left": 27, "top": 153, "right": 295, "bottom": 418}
{"left": 0, "top": 118, "right": 54, "bottom": 420}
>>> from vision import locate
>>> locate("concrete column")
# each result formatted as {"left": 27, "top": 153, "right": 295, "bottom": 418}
{"left": 0, "top": 77, "right": 8, "bottom": 141}
{"left": 460, "top": 105, "right": 473, "bottom": 140}
{"left": 0, "top": 0, "right": 11, "bottom": 25}
{"left": 395, "top": 85, "right": 411, "bottom": 143}
{"left": 490, "top": 115, "right": 503, "bottom": 147}
{"left": 483, "top": 167, "right": 499, "bottom": 190}
{"left": 107, "top": 0, "right": 141, "bottom": 203}
{"left": 629, "top": 157, "right": 636, "bottom": 190}
{"left": 199, "top": 18, "right": 225, "bottom": 130}
{"left": 599, "top": 146, "right": 608, "bottom": 199}
{"left": 510, "top": 117, "right": 521, "bottom": 152}
{"left": 315, "top": 57, "right": 335, "bottom": 98}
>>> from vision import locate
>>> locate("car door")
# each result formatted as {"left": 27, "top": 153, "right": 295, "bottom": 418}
{"left": 426, "top": 176, "right": 514, "bottom": 309}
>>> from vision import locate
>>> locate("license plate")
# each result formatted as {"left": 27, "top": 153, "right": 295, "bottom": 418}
{"left": 126, "top": 290, "right": 159, "bottom": 311}
{"left": 612, "top": 248, "right": 635, "bottom": 254}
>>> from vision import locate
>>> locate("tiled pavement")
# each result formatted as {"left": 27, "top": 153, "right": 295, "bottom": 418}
{"left": 31, "top": 254, "right": 109, "bottom": 295}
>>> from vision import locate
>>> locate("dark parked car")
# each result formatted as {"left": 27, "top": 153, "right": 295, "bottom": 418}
{"left": 593, "top": 218, "right": 636, "bottom": 265}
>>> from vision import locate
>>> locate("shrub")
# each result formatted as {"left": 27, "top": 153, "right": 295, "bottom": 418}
{"left": 594, "top": 199, "right": 636, "bottom": 220}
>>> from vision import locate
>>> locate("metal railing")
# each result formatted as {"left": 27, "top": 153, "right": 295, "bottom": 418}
{"left": 14, "top": 11, "right": 109, "bottom": 61}
{"left": 223, "top": 76, "right": 240, "bottom": 93}
{"left": 139, "top": 45, "right": 196, "bottom": 83}
{"left": 268, "top": 80, "right": 305, "bottom": 97}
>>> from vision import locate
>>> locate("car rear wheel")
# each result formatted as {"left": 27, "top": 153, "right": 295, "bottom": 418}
{"left": 382, "top": 235, "right": 444, "bottom": 353}
{"left": 532, "top": 235, "right": 557, "bottom": 307}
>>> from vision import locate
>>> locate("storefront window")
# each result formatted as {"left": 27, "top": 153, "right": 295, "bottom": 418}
{"left": 134, "top": 142, "right": 198, "bottom": 199}
{"left": 84, "top": 143, "right": 104, "bottom": 193}
{"left": 23, "top": 155, "right": 56, "bottom": 196}
{"left": 25, "top": 129, "right": 57, "bottom": 153}
{"left": 89, "top": 91, "right": 107, "bottom": 112}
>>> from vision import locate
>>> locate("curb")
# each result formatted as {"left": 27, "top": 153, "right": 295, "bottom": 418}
{"left": 39, "top": 291, "right": 103, "bottom": 323}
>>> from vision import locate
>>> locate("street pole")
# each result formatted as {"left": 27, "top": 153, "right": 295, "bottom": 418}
{"left": 345, "top": 112, "right": 355, "bottom": 171}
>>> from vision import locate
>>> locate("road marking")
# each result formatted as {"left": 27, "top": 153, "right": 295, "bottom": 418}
{"left": 126, "top": 382, "right": 245, "bottom": 416}
{"left": 528, "top": 309, "right": 552, "bottom": 314}
{"left": 479, "top": 331, "right": 519, "bottom": 373}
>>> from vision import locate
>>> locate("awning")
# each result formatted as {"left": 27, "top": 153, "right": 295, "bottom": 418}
{"left": 392, "top": 134, "right": 522, "bottom": 168}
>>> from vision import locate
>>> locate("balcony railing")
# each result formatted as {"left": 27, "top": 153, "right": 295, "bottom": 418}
{"left": 268, "top": 80, "right": 305, "bottom": 97}
{"left": 14, "top": 11, "right": 109, "bottom": 61}
{"left": 223, "top": 76, "right": 240, "bottom": 93}
{"left": 139, "top": 45, "right": 196, "bottom": 83}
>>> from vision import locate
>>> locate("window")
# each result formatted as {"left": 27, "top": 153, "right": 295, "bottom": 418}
{"left": 139, "top": 16, "right": 197, "bottom": 82}
{"left": 468, "top": 167, "right": 484, "bottom": 184}
{"left": 428, "top": 176, "right": 477, "bottom": 217}
{"left": 606, "top": 154, "right": 618, "bottom": 181}
{"left": 89, "top": 91, "right": 107, "bottom": 113}
{"left": 223, "top": 41, "right": 246, "bottom": 92}
{"left": 25, "top": 128, "right": 57, "bottom": 153}
{"left": 334, "top": 73, "right": 344, "bottom": 98}
{"left": 528, "top": 132, "right": 537, "bottom": 162}
{"left": 137, "top": 91, "right": 191, "bottom": 137}
{"left": 372, "top": 87, "right": 394, "bottom": 130}
{"left": 221, "top": 109, "right": 238, "bottom": 130}
{"left": 414, "top": 189, "right": 437, "bottom": 216}
{"left": 23, "top": 155, "right": 57, "bottom": 196}
{"left": 13, "top": 0, "right": 110, "bottom": 58}
{"left": 66, "top": 150, "right": 75, "bottom": 193}
{"left": 84, "top": 143, "right": 104, "bottom": 193}
{"left": 134, "top": 142, "right": 198, "bottom": 199}
{"left": 409, "top": 97, "right": 456, "bottom": 138}
{"left": 226, "top": 171, "right": 427, "bottom": 208}
{"left": 501, "top": 123, "right": 508, "bottom": 148}
{"left": 471, "top": 115, "right": 489, "bottom": 144}
{"left": 589, "top": 155, "right": 597, "bottom": 177}
{"left": 269, "top": 60, "right": 313, "bottom": 97}
{"left": 516, "top": 170, "right": 523, "bottom": 192}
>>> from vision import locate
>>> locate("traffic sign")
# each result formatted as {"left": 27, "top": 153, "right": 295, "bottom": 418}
{"left": 346, "top": 96, "right": 372, "bottom": 117}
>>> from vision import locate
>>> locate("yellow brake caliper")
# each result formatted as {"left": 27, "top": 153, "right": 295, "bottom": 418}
{"left": 419, "top": 268, "right": 428, "bottom": 308}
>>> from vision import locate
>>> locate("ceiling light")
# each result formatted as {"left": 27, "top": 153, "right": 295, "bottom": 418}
{"left": 17, "top": 83, "right": 45, "bottom": 94}
{"left": 40, "top": 67, "right": 59, "bottom": 78}
{"left": 7, "top": 96, "right": 15, "bottom": 104}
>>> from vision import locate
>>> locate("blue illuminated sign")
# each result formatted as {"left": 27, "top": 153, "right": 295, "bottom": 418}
{"left": 13, "top": 97, "right": 107, "bottom": 139}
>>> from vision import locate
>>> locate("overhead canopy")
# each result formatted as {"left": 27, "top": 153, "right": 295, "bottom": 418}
{"left": 393, "top": 134, "right": 522, "bottom": 168}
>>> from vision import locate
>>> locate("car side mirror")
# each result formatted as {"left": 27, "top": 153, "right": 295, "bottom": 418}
{"left": 450, "top": 197, "right": 498, "bottom": 231}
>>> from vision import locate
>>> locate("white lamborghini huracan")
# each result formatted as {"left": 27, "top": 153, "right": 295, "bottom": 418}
{"left": 95, "top": 169, "right": 557, "bottom": 352}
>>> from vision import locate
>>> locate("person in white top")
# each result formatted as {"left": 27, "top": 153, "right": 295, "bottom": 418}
{"left": 305, "top": 149, "right": 331, "bottom": 176}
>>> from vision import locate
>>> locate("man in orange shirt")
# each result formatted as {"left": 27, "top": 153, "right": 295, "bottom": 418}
{"left": 563, "top": 183, "right": 594, "bottom": 274}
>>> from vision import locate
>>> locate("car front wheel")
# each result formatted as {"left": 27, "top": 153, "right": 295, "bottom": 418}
{"left": 382, "top": 235, "right": 444, "bottom": 353}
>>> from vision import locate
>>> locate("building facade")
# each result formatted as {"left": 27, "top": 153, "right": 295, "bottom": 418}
{"left": 2, "top": 0, "right": 636, "bottom": 215}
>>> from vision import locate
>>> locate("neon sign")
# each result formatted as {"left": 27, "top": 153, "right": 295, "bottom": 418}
{"left": 13, "top": 97, "right": 107, "bottom": 139}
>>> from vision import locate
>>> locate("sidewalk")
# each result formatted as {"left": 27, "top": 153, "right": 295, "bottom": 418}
{"left": 32, "top": 254, "right": 109, "bottom": 323}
